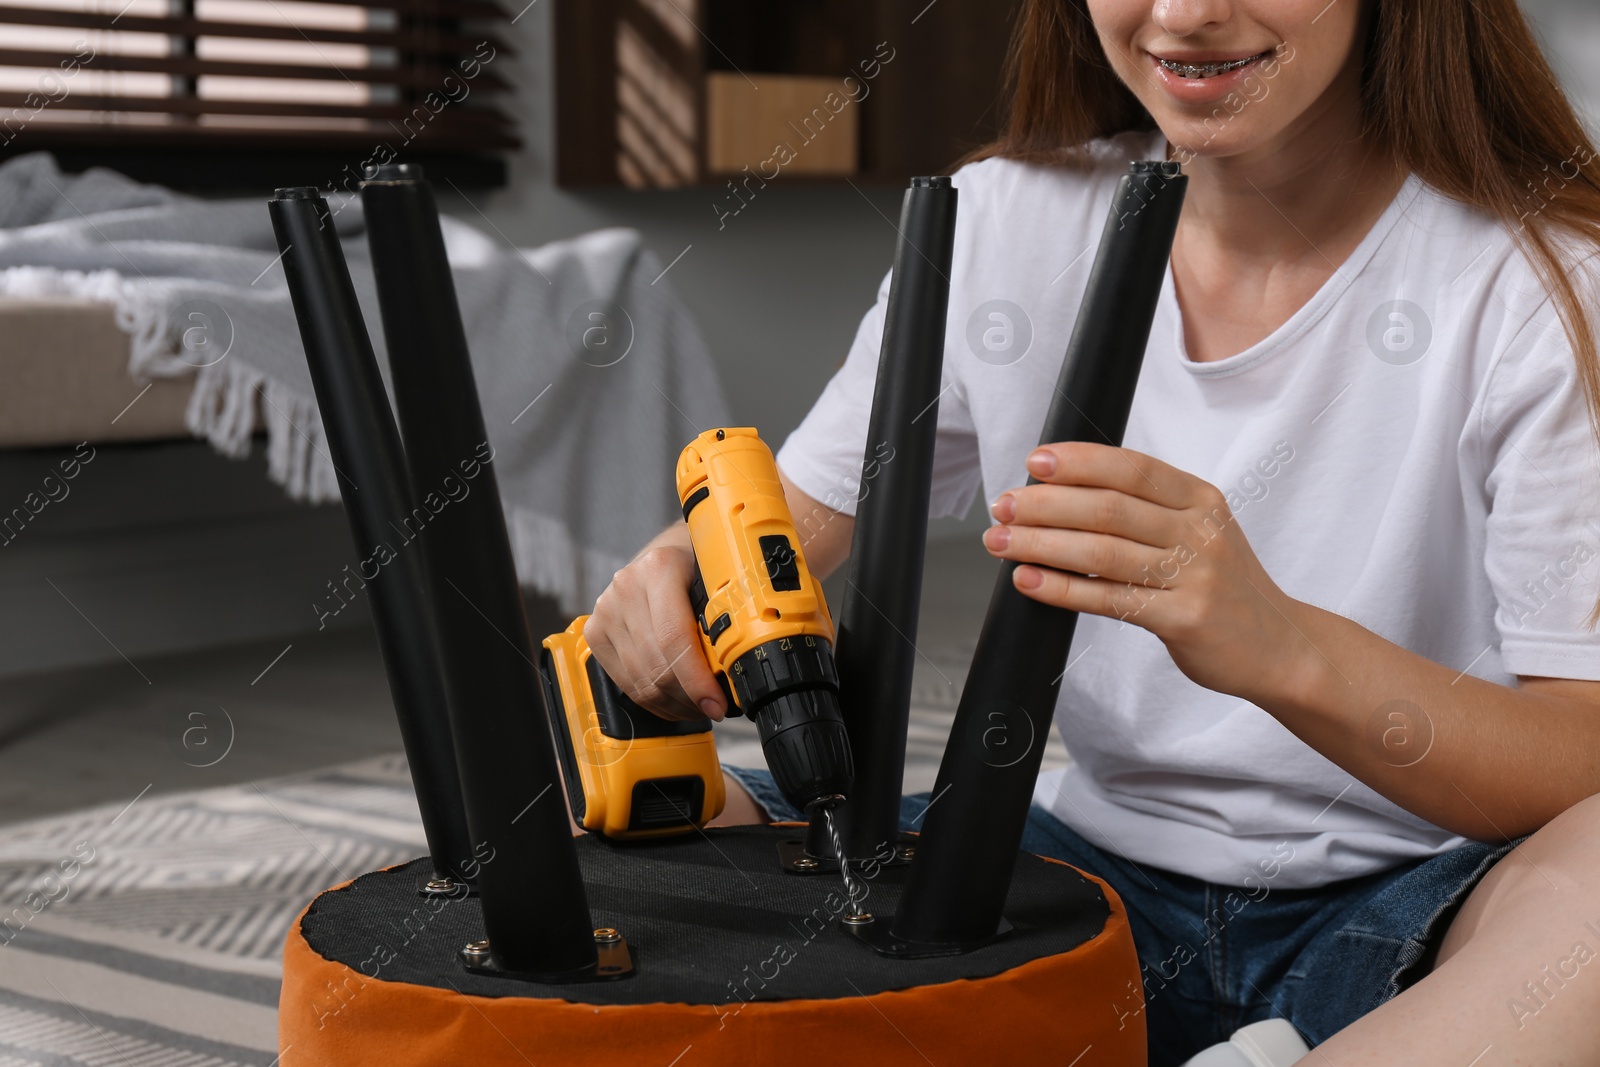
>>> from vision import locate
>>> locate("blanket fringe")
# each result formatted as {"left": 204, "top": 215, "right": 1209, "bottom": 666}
{"left": 510, "top": 506, "right": 629, "bottom": 617}
{"left": 187, "top": 360, "right": 342, "bottom": 504}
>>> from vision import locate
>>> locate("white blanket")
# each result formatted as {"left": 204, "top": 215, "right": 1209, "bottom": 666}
{"left": 0, "top": 153, "right": 728, "bottom": 613}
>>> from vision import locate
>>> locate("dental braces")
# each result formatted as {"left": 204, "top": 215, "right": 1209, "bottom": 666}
{"left": 1159, "top": 53, "right": 1263, "bottom": 79}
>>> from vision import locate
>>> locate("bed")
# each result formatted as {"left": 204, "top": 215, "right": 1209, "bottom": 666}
{"left": 0, "top": 296, "right": 197, "bottom": 448}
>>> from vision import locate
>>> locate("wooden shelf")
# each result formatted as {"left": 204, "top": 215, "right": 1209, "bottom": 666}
{"left": 553, "top": 0, "right": 1020, "bottom": 188}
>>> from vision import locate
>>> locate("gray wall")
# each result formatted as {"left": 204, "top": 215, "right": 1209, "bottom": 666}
{"left": 1525, "top": 0, "right": 1600, "bottom": 127}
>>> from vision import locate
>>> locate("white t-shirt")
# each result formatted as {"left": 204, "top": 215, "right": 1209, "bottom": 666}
{"left": 776, "top": 130, "right": 1600, "bottom": 888}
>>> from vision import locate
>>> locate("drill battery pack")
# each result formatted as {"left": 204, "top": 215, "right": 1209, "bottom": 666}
{"left": 540, "top": 616, "right": 726, "bottom": 840}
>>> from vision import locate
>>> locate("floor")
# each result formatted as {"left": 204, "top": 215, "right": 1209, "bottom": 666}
{"left": 0, "top": 532, "right": 1044, "bottom": 826}
{"left": 0, "top": 621, "right": 403, "bottom": 824}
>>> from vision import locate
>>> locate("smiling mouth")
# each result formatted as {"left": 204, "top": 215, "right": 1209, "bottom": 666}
{"left": 1156, "top": 51, "right": 1270, "bottom": 79}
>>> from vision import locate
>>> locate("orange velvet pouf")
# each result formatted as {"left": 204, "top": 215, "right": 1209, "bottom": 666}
{"left": 278, "top": 826, "right": 1145, "bottom": 1066}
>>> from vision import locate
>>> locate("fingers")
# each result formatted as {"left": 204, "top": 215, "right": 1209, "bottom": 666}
{"left": 584, "top": 608, "right": 682, "bottom": 721}
{"left": 991, "top": 483, "right": 1175, "bottom": 548}
{"left": 1025, "top": 442, "right": 1198, "bottom": 509}
{"left": 983, "top": 523, "right": 1166, "bottom": 586}
{"left": 645, "top": 582, "right": 727, "bottom": 720}
{"left": 585, "top": 546, "right": 718, "bottom": 722}
{"left": 607, "top": 613, "right": 703, "bottom": 721}
{"left": 1011, "top": 564, "right": 1170, "bottom": 622}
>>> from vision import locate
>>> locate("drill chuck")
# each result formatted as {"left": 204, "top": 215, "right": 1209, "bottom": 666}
{"left": 728, "top": 636, "right": 853, "bottom": 811}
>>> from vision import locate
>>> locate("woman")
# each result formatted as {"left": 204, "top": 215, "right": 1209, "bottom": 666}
{"left": 586, "top": 1, "right": 1600, "bottom": 1062}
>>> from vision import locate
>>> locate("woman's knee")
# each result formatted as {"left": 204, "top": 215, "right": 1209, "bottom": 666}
{"left": 1436, "top": 791, "right": 1600, "bottom": 965}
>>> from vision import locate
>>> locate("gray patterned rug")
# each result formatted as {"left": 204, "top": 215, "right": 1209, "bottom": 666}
{"left": 0, "top": 754, "right": 426, "bottom": 1066}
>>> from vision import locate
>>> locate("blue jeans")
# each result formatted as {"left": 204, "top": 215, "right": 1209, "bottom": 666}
{"left": 727, "top": 766, "right": 1520, "bottom": 1066}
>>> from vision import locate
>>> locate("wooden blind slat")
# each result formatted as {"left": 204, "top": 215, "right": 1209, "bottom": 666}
{"left": 190, "top": 0, "right": 511, "bottom": 16}
{"left": 0, "top": 48, "right": 510, "bottom": 91}
{"left": 0, "top": 7, "right": 511, "bottom": 56}
{"left": 0, "top": 90, "right": 513, "bottom": 123}
{"left": 12, "top": 122, "right": 521, "bottom": 151}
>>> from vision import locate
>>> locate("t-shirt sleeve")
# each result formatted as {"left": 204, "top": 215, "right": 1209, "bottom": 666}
{"left": 1478, "top": 297, "right": 1600, "bottom": 680}
{"left": 775, "top": 267, "right": 982, "bottom": 520}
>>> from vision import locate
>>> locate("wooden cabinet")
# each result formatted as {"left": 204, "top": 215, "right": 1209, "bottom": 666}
{"left": 554, "top": 0, "right": 1021, "bottom": 187}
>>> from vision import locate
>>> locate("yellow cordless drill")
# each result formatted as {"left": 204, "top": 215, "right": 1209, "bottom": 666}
{"left": 677, "top": 427, "right": 854, "bottom": 814}
{"left": 540, "top": 427, "right": 853, "bottom": 840}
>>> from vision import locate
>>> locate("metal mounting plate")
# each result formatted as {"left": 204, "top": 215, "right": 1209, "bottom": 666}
{"left": 459, "top": 931, "right": 635, "bottom": 982}
{"left": 776, "top": 835, "right": 917, "bottom": 874}
{"left": 841, "top": 916, "right": 1014, "bottom": 959}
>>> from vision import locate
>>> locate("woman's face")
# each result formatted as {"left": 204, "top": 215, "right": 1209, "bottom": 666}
{"left": 1085, "top": 0, "right": 1367, "bottom": 162}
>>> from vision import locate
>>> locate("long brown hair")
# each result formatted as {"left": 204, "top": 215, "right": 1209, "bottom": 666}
{"left": 969, "top": 0, "right": 1600, "bottom": 450}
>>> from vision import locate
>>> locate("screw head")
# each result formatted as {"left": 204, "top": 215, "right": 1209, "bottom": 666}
{"left": 424, "top": 877, "right": 457, "bottom": 894}
{"left": 793, "top": 857, "right": 820, "bottom": 871}
{"left": 462, "top": 939, "right": 491, "bottom": 958}
{"left": 898, "top": 846, "right": 916, "bottom": 861}
{"left": 842, "top": 912, "right": 875, "bottom": 926}
{"left": 593, "top": 927, "right": 622, "bottom": 944}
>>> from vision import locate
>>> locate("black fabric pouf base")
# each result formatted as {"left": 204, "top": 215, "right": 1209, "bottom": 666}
{"left": 299, "top": 825, "right": 1109, "bottom": 1005}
